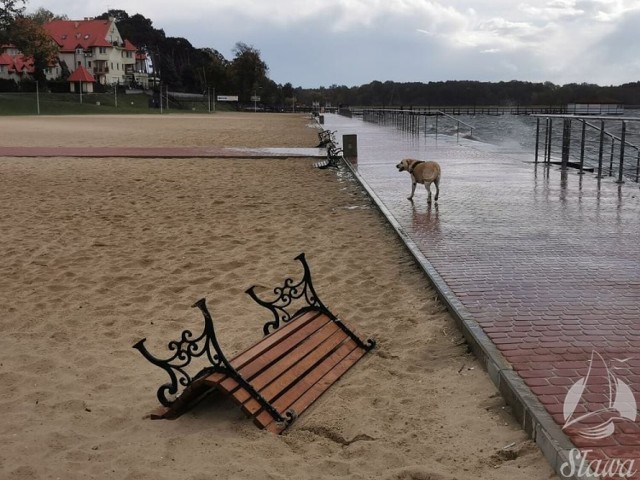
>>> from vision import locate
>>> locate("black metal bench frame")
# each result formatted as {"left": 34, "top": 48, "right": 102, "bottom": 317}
{"left": 316, "top": 129, "right": 336, "bottom": 147}
{"left": 133, "top": 253, "right": 375, "bottom": 429}
{"left": 314, "top": 144, "right": 344, "bottom": 169}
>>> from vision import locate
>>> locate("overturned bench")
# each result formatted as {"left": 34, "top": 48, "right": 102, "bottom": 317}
{"left": 133, "top": 253, "right": 375, "bottom": 433}
{"left": 314, "top": 144, "right": 344, "bottom": 169}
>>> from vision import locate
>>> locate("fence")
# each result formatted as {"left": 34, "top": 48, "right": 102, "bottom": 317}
{"left": 0, "top": 90, "right": 216, "bottom": 114}
{"left": 360, "top": 108, "right": 474, "bottom": 141}
{"left": 533, "top": 115, "right": 640, "bottom": 183}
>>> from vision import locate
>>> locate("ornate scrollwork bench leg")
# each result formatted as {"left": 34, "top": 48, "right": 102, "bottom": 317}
{"left": 246, "top": 252, "right": 376, "bottom": 351}
{"left": 133, "top": 299, "right": 293, "bottom": 426}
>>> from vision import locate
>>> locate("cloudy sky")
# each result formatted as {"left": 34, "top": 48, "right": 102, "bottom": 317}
{"left": 27, "top": 0, "right": 640, "bottom": 88}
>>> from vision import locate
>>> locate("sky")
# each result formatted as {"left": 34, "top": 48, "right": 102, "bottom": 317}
{"left": 25, "top": 0, "right": 640, "bottom": 88}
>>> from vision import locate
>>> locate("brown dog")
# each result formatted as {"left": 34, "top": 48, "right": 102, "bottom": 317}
{"left": 396, "top": 158, "right": 441, "bottom": 203}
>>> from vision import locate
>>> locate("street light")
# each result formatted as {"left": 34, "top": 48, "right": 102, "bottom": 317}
{"left": 253, "top": 86, "right": 262, "bottom": 112}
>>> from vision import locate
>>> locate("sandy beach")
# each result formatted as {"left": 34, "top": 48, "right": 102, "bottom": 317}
{"left": 0, "top": 113, "right": 555, "bottom": 479}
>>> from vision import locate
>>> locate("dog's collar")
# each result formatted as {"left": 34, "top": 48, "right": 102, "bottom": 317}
{"left": 408, "top": 161, "right": 424, "bottom": 174}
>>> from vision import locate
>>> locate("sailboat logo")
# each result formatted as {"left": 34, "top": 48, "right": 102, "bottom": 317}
{"left": 562, "top": 351, "right": 637, "bottom": 440}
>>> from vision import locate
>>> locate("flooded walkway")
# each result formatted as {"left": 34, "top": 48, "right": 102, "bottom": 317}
{"left": 323, "top": 113, "right": 640, "bottom": 476}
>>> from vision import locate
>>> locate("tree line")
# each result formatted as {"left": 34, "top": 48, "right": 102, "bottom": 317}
{"left": 3, "top": 0, "right": 640, "bottom": 107}
{"left": 304, "top": 80, "right": 640, "bottom": 108}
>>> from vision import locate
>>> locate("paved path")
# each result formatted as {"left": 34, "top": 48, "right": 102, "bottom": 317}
{"left": 0, "top": 146, "right": 325, "bottom": 158}
{"left": 323, "top": 113, "right": 640, "bottom": 477}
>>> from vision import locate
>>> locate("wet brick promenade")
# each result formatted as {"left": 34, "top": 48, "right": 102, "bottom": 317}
{"left": 323, "top": 113, "right": 640, "bottom": 478}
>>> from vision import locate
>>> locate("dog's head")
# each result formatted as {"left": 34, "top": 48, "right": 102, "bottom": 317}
{"left": 396, "top": 159, "right": 410, "bottom": 172}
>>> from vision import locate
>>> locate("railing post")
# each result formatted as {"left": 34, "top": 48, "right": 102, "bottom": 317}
{"left": 561, "top": 118, "right": 571, "bottom": 169}
{"left": 597, "top": 120, "right": 605, "bottom": 178}
{"left": 535, "top": 117, "right": 540, "bottom": 164}
{"left": 578, "top": 120, "right": 586, "bottom": 174}
{"left": 546, "top": 118, "right": 553, "bottom": 163}
{"left": 543, "top": 118, "right": 549, "bottom": 163}
{"left": 617, "top": 121, "right": 626, "bottom": 184}
{"left": 609, "top": 139, "right": 615, "bottom": 177}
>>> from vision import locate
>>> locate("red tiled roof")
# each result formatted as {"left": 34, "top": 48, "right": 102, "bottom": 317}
{"left": 0, "top": 53, "right": 34, "bottom": 73}
{"left": 43, "top": 19, "right": 136, "bottom": 52}
{"left": 68, "top": 65, "right": 95, "bottom": 82}
{"left": 123, "top": 39, "right": 137, "bottom": 51}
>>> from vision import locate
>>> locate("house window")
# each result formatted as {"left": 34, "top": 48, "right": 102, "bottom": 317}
{"left": 99, "top": 47, "right": 107, "bottom": 54}
{"left": 111, "top": 62, "right": 113, "bottom": 70}
{"left": 117, "top": 63, "right": 119, "bottom": 70}
{"left": 87, "top": 61, "right": 92, "bottom": 67}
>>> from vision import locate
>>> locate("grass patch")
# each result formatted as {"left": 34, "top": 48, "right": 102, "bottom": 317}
{"left": 0, "top": 92, "right": 236, "bottom": 115}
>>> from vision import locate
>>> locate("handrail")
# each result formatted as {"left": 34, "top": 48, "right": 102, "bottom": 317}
{"left": 534, "top": 114, "right": 640, "bottom": 183}
{"left": 532, "top": 114, "right": 640, "bottom": 149}
{"left": 581, "top": 119, "right": 639, "bottom": 152}
{"left": 435, "top": 110, "right": 475, "bottom": 132}
{"left": 361, "top": 107, "right": 474, "bottom": 140}
{"left": 361, "top": 107, "right": 475, "bottom": 131}
{"left": 532, "top": 114, "right": 640, "bottom": 122}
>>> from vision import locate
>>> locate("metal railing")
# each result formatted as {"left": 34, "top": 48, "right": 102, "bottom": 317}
{"left": 361, "top": 108, "right": 474, "bottom": 141}
{"left": 533, "top": 114, "right": 640, "bottom": 183}
{"left": 437, "top": 110, "right": 474, "bottom": 141}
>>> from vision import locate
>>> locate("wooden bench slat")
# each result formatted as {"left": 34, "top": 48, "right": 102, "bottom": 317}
{"left": 251, "top": 339, "right": 360, "bottom": 427}
{"left": 233, "top": 314, "right": 332, "bottom": 380}
{"left": 216, "top": 313, "right": 332, "bottom": 393}
{"left": 232, "top": 324, "right": 345, "bottom": 405}
{"left": 286, "top": 347, "right": 366, "bottom": 414}
{"left": 241, "top": 333, "right": 352, "bottom": 418}
{"left": 202, "top": 312, "right": 327, "bottom": 390}
{"left": 202, "top": 372, "right": 226, "bottom": 386}
{"left": 262, "top": 346, "right": 367, "bottom": 432}
{"left": 254, "top": 330, "right": 349, "bottom": 403}
{"left": 229, "top": 310, "right": 323, "bottom": 369}
{"left": 273, "top": 341, "right": 361, "bottom": 412}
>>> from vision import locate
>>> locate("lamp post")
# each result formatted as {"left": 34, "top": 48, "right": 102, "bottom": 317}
{"left": 253, "top": 86, "right": 261, "bottom": 112}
